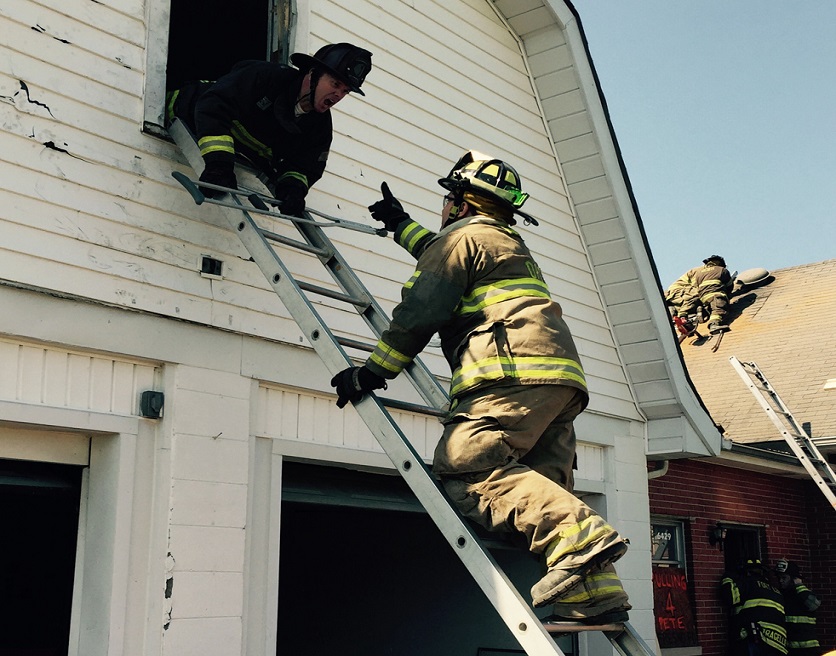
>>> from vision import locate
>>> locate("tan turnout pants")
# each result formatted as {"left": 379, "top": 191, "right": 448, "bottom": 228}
{"left": 432, "top": 383, "right": 617, "bottom": 560}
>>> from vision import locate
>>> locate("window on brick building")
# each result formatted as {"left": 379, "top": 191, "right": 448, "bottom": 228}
{"left": 651, "top": 518, "right": 699, "bottom": 651}
{"left": 721, "top": 525, "right": 764, "bottom": 571}
{"left": 652, "top": 519, "right": 686, "bottom": 567}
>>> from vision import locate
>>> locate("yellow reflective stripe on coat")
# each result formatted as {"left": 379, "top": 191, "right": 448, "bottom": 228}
{"left": 403, "top": 271, "right": 421, "bottom": 289}
{"left": 457, "top": 277, "right": 550, "bottom": 315}
{"left": 230, "top": 120, "right": 272, "bottom": 159}
{"left": 275, "top": 171, "right": 309, "bottom": 188}
{"left": 789, "top": 640, "right": 820, "bottom": 648}
{"left": 166, "top": 89, "right": 180, "bottom": 122}
{"left": 786, "top": 615, "right": 817, "bottom": 624}
{"left": 198, "top": 134, "right": 235, "bottom": 156}
{"left": 722, "top": 578, "right": 740, "bottom": 605}
{"left": 736, "top": 599, "right": 785, "bottom": 614}
{"left": 697, "top": 277, "right": 723, "bottom": 289}
{"left": 369, "top": 340, "right": 412, "bottom": 374}
{"left": 398, "top": 220, "right": 432, "bottom": 254}
{"left": 544, "top": 516, "right": 613, "bottom": 568}
{"left": 451, "top": 356, "right": 586, "bottom": 397}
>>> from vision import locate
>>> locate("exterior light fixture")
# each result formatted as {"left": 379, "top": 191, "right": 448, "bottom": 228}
{"left": 708, "top": 523, "right": 726, "bottom": 550}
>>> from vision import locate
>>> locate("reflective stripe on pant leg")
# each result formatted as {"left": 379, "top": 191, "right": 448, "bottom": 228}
{"left": 550, "top": 564, "right": 630, "bottom": 618}
{"left": 543, "top": 515, "right": 623, "bottom": 568}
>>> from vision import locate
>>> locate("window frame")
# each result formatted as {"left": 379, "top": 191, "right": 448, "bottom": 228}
{"left": 141, "top": 0, "right": 297, "bottom": 137}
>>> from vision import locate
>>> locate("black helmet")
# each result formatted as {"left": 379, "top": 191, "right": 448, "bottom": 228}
{"left": 291, "top": 43, "right": 372, "bottom": 95}
{"left": 703, "top": 255, "right": 726, "bottom": 267}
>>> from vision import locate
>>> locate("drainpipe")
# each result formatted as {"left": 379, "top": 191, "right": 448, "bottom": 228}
{"left": 648, "top": 460, "right": 669, "bottom": 479}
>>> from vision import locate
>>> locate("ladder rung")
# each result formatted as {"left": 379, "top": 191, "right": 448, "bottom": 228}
{"left": 336, "top": 336, "right": 375, "bottom": 352}
{"left": 544, "top": 621, "right": 625, "bottom": 635}
{"left": 259, "top": 227, "right": 330, "bottom": 258}
{"left": 377, "top": 395, "right": 445, "bottom": 418}
{"left": 297, "top": 281, "right": 370, "bottom": 308}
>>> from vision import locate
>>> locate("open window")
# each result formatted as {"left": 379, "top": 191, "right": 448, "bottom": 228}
{"left": 143, "top": 0, "right": 293, "bottom": 132}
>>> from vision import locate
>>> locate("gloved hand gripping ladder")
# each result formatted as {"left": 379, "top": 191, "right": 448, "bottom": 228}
{"left": 168, "top": 119, "right": 654, "bottom": 656}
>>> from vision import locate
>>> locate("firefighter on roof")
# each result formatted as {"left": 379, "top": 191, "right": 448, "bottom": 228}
{"left": 665, "top": 255, "right": 734, "bottom": 334}
{"left": 166, "top": 42, "right": 372, "bottom": 214}
{"left": 330, "top": 152, "right": 631, "bottom": 624}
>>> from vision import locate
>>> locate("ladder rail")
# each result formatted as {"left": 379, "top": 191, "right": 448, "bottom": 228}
{"left": 729, "top": 357, "right": 836, "bottom": 509}
{"left": 169, "top": 119, "right": 655, "bottom": 655}
{"left": 248, "top": 193, "right": 450, "bottom": 411}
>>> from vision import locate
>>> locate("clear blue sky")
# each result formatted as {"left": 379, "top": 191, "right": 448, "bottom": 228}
{"left": 572, "top": 2, "right": 836, "bottom": 287}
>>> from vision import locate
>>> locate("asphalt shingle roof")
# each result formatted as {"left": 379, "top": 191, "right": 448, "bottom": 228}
{"left": 678, "top": 258, "right": 836, "bottom": 445}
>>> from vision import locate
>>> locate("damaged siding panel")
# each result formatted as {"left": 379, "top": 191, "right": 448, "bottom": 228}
{"left": 1, "top": 10, "right": 143, "bottom": 99}
{"left": 6, "top": 0, "right": 144, "bottom": 64}
{"left": 25, "top": 0, "right": 145, "bottom": 44}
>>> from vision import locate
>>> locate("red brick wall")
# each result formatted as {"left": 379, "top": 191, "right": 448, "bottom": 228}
{"left": 649, "top": 458, "right": 836, "bottom": 655}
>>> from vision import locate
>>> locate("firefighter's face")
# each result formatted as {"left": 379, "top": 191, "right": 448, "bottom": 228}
{"left": 311, "top": 73, "right": 350, "bottom": 112}
{"left": 441, "top": 195, "right": 467, "bottom": 227}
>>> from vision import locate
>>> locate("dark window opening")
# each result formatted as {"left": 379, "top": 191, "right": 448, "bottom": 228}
{"left": 722, "top": 525, "right": 764, "bottom": 572}
{"left": 0, "top": 459, "right": 83, "bottom": 656}
{"left": 165, "top": 0, "right": 292, "bottom": 91}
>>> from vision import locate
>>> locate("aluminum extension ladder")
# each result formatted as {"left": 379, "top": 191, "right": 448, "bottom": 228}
{"left": 168, "top": 119, "right": 654, "bottom": 656}
{"left": 730, "top": 356, "right": 836, "bottom": 511}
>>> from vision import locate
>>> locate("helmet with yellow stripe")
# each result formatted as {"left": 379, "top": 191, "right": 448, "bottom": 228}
{"left": 439, "top": 151, "right": 539, "bottom": 226}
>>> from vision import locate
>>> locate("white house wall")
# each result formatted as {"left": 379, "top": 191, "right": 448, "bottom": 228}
{"left": 0, "top": 0, "right": 660, "bottom": 653}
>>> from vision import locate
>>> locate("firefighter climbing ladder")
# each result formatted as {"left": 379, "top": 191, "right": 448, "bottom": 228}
{"left": 730, "top": 356, "right": 836, "bottom": 511}
{"left": 168, "top": 119, "right": 654, "bottom": 656}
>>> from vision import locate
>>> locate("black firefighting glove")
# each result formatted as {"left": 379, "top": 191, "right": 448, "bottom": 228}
{"left": 198, "top": 160, "right": 237, "bottom": 199}
{"left": 330, "top": 366, "right": 387, "bottom": 409}
{"left": 368, "top": 182, "right": 410, "bottom": 232}
{"left": 271, "top": 177, "right": 307, "bottom": 217}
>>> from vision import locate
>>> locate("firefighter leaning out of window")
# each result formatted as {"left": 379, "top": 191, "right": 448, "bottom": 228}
{"left": 665, "top": 255, "right": 734, "bottom": 334}
{"left": 330, "top": 152, "right": 631, "bottom": 624}
{"left": 721, "top": 559, "right": 788, "bottom": 656}
{"left": 166, "top": 42, "right": 372, "bottom": 215}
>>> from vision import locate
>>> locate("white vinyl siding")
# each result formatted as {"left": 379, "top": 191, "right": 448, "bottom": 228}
{"left": 1, "top": 0, "right": 637, "bottom": 421}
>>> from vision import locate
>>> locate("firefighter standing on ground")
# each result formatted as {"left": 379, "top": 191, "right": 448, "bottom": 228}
{"left": 721, "top": 560, "right": 788, "bottom": 656}
{"left": 665, "top": 255, "right": 734, "bottom": 334}
{"left": 330, "top": 152, "right": 630, "bottom": 623}
{"left": 166, "top": 42, "right": 372, "bottom": 213}
{"left": 775, "top": 559, "right": 823, "bottom": 656}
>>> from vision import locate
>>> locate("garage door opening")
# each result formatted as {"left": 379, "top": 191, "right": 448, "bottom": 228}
{"left": 0, "top": 459, "right": 83, "bottom": 656}
{"left": 277, "top": 462, "right": 576, "bottom": 655}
